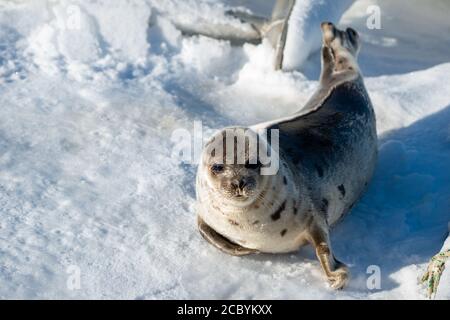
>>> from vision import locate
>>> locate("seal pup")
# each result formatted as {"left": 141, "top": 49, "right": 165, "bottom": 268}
{"left": 196, "top": 22, "right": 377, "bottom": 289}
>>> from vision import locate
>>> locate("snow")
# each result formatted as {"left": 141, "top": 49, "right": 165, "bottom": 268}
{"left": 0, "top": 0, "right": 449, "bottom": 299}
{"left": 283, "top": 0, "right": 354, "bottom": 70}
{"left": 436, "top": 228, "right": 450, "bottom": 299}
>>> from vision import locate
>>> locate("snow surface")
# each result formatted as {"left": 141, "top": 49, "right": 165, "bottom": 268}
{"left": 0, "top": 0, "right": 449, "bottom": 299}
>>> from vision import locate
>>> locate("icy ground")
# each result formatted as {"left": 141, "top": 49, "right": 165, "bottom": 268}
{"left": 0, "top": 0, "right": 449, "bottom": 299}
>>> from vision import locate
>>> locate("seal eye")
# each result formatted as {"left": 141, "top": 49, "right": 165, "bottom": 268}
{"left": 210, "top": 164, "right": 224, "bottom": 174}
{"left": 245, "top": 160, "right": 261, "bottom": 170}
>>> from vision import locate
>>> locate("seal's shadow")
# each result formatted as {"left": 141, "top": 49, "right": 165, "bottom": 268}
{"left": 331, "top": 105, "right": 450, "bottom": 292}
{"left": 243, "top": 105, "right": 450, "bottom": 293}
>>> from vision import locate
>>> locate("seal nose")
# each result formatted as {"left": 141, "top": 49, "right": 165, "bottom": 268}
{"left": 232, "top": 179, "right": 247, "bottom": 190}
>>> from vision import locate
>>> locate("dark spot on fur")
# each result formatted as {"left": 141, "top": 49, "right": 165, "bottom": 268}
{"left": 293, "top": 200, "right": 298, "bottom": 215}
{"left": 271, "top": 200, "right": 286, "bottom": 221}
{"left": 212, "top": 204, "right": 225, "bottom": 215}
{"left": 280, "top": 229, "right": 287, "bottom": 237}
{"left": 253, "top": 220, "right": 260, "bottom": 225}
{"left": 338, "top": 184, "right": 346, "bottom": 197}
{"left": 228, "top": 219, "right": 239, "bottom": 226}
{"left": 304, "top": 212, "right": 314, "bottom": 227}
{"left": 315, "top": 165, "right": 324, "bottom": 178}
{"left": 298, "top": 131, "right": 333, "bottom": 150}
{"left": 283, "top": 176, "right": 287, "bottom": 185}
{"left": 321, "top": 198, "right": 329, "bottom": 214}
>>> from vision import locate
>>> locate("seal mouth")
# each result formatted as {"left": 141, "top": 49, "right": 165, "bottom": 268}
{"left": 233, "top": 194, "right": 249, "bottom": 201}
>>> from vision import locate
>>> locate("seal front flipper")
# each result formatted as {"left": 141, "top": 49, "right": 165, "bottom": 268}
{"left": 197, "top": 216, "right": 257, "bottom": 256}
{"left": 320, "top": 45, "right": 334, "bottom": 82}
{"left": 308, "top": 220, "right": 349, "bottom": 289}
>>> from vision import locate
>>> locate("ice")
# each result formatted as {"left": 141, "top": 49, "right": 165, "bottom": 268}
{"left": 0, "top": 0, "right": 449, "bottom": 299}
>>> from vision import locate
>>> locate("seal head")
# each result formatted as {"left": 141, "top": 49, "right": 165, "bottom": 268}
{"left": 201, "top": 128, "right": 267, "bottom": 206}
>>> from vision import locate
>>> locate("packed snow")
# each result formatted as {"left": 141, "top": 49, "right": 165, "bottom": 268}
{"left": 0, "top": 0, "right": 449, "bottom": 299}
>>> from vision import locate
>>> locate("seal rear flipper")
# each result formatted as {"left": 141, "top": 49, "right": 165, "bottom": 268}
{"left": 197, "top": 216, "right": 257, "bottom": 256}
